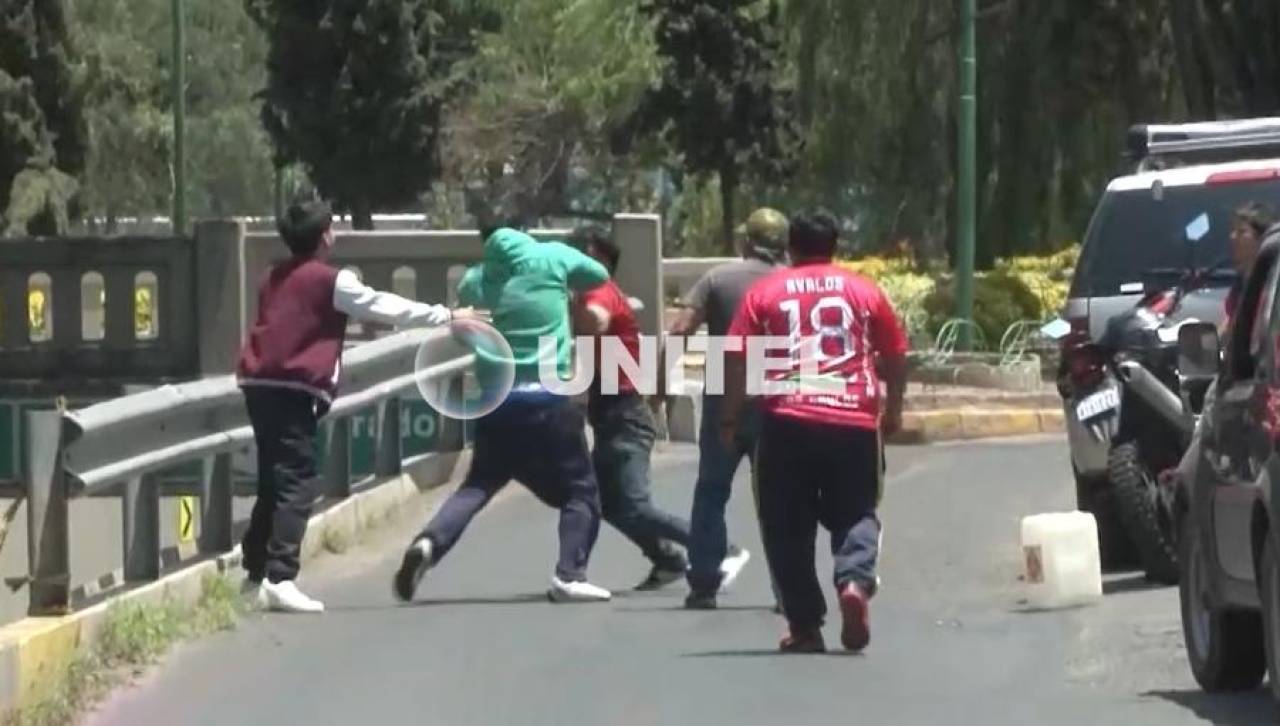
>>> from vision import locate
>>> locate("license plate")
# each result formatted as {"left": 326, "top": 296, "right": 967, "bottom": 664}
{"left": 1076, "top": 388, "right": 1120, "bottom": 421}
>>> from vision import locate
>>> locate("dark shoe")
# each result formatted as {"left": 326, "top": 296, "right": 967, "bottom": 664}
{"left": 838, "top": 582, "right": 871, "bottom": 652}
{"left": 635, "top": 565, "right": 686, "bottom": 591}
{"left": 684, "top": 591, "right": 718, "bottom": 610}
{"left": 393, "top": 538, "right": 434, "bottom": 603}
{"left": 779, "top": 628, "right": 826, "bottom": 654}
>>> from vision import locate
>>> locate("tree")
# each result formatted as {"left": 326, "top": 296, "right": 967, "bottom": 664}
{"left": 618, "top": 0, "right": 799, "bottom": 253}
{"left": 443, "top": 0, "right": 660, "bottom": 224}
{"left": 184, "top": 0, "right": 277, "bottom": 218}
{"left": 72, "top": 0, "right": 171, "bottom": 231}
{"left": 72, "top": 0, "right": 281, "bottom": 229}
{"left": 0, "top": 0, "right": 86, "bottom": 236}
{"left": 246, "top": 0, "right": 494, "bottom": 229}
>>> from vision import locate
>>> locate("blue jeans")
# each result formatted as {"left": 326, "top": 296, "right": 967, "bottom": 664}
{"left": 686, "top": 395, "right": 764, "bottom": 594}
{"left": 419, "top": 395, "right": 601, "bottom": 582}
{"left": 591, "top": 394, "right": 689, "bottom": 571}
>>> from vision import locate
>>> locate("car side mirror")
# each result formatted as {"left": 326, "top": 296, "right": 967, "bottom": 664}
{"left": 1178, "top": 322, "right": 1221, "bottom": 379}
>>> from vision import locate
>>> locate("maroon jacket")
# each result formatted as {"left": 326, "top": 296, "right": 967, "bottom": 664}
{"left": 236, "top": 258, "right": 348, "bottom": 402}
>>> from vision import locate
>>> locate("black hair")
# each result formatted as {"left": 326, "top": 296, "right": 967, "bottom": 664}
{"left": 478, "top": 213, "right": 529, "bottom": 243}
{"left": 570, "top": 225, "right": 619, "bottom": 273}
{"left": 1234, "top": 201, "right": 1276, "bottom": 238}
{"left": 277, "top": 200, "right": 332, "bottom": 257}
{"left": 788, "top": 211, "right": 840, "bottom": 260}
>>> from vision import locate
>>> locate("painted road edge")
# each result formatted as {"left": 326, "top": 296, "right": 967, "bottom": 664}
{"left": 664, "top": 392, "right": 1064, "bottom": 446}
{"left": 887, "top": 409, "right": 1065, "bottom": 444}
{"left": 0, "top": 450, "right": 470, "bottom": 713}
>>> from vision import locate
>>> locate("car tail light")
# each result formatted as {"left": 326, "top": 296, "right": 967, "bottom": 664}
{"left": 1147, "top": 290, "right": 1176, "bottom": 315}
{"left": 1206, "top": 168, "right": 1280, "bottom": 185}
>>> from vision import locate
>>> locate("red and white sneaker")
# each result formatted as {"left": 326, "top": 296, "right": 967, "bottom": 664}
{"left": 838, "top": 582, "right": 871, "bottom": 652}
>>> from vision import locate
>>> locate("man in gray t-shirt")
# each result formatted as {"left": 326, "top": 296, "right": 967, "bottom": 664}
{"left": 668, "top": 207, "right": 787, "bottom": 610}
{"left": 682, "top": 256, "right": 777, "bottom": 337}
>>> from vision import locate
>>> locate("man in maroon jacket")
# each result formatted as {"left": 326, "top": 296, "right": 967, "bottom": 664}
{"left": 237, "top": 201, "right": 462, "bottom": 613}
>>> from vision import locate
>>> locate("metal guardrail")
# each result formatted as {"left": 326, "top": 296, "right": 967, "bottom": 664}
{"left": 21, "top": 328, "right": 473, "bottom": 615}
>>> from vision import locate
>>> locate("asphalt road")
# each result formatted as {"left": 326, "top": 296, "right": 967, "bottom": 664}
{"left": 89, "top": 437, "right": 1276, "bottom": 725}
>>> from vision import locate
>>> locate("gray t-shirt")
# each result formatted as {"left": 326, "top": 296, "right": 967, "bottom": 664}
{"left": 683, "top": 257, "right": 778, "bottom": 336}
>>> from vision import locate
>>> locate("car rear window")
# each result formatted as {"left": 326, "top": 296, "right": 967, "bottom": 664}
{"left": 1071, "top": 176, "right": 1280, "bottom": 297}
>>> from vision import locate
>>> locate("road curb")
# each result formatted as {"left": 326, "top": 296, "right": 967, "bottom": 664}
{"left": 889, "top": 409, "right": 1064, "bottom": 444}
{"left": 0, "top": 450, "right": 469, "bottom": 714}
{"left": 663, "top": 390, "right": 1063, "bottom": 446}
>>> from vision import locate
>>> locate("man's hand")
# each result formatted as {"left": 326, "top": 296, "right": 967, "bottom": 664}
{"left": 881, "top": 405, "right": 904, "bottom": 437}
{"left": 451, "top": 307, "right": 490, "bottom": 323}
{"left": 879, "top": 353, "right": 908, "bottom": 438}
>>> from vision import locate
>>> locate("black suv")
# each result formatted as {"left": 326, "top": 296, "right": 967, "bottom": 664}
{"left": 1178, "top": 230, "right": 1280, "bottom": 700}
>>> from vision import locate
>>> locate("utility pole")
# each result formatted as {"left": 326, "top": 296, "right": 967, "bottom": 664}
{"left": 955, "top": 0, "right": 977, "bottom": 346}
{"left": 171, "top": 0, "right": 187, "bottom": 236}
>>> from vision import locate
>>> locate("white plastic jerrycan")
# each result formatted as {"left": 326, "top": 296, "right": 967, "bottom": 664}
{"left": 1020, "top": 511, "right": 1103, "bottom": 609}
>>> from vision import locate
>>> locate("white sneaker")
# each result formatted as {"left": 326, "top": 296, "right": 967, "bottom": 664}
{"left": 547, "top": 577, "right": 612, "bottom": 603}
{"left": 257, "top": 580, "right": 325, "bottom": 614}
{"left": 718, "top": 546, "right": 751, "bottom": 592}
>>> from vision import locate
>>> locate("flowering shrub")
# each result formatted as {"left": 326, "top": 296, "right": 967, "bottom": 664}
{"left": 836, "top": 260, "right": 935, "bottom": 343}
{"left": 839, "top": 244, "right": 1078, "bottom": 347}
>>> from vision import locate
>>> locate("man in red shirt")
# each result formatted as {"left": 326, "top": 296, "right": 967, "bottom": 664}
{"left": 572, "top": 227, "right": 695, "bottom": 590}
{"left": 721, "top": 211, "right": 908, "bottom": 653}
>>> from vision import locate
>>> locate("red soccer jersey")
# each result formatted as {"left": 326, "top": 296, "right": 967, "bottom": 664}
{"left": 727, "top": 262, "right": 909, "bottom": 430}
{"left": 581, "top": 280, "right": 642, "bottom": 395}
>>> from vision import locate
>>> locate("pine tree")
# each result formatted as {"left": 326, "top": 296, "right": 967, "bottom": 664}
{"left": 246, "top": 0, "right": 494, "bottom": 228}
{"left": 0, "top": 0, "right": 86, "bottom": 235}
{"left": 617, "top": 0, "right": 799, "bottom": 253}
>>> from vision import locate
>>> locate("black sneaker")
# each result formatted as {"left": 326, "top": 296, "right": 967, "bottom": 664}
{"left": 684, "top": 591, "right": 717, "bottom": 610}
{"left": 635, "top": 566, "right": 685, "bottom": 591}
{"left": 393, "top": 538, "right": 434, "bottom": 602}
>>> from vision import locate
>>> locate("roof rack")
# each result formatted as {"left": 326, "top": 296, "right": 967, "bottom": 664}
{"left": 1128, "top": 118, "right": 1280, "bottom": 170}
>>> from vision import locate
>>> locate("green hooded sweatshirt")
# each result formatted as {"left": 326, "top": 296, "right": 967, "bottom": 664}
{"left": 458, "top": 228, "right": 609, "bottom": 386}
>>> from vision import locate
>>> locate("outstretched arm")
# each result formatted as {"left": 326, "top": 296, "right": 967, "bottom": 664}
{"left": 333, "top": 269, "right": 452, "bottom": 329}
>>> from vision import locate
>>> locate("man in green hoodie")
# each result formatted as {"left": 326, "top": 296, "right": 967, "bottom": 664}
{"left": 393, "top": 222, "right": 615, "bottom": 603}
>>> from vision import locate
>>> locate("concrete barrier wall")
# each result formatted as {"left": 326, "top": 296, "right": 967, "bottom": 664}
{"left": 0, "top": 237, "right": 197, "bottom": 382}
{"left": 662, "top": 257, "right": 735, "bottom": 305}
{"left": 208, "top": 217, "right": 667, "bottom": 367}
{"left": 0, "top": 223, "right": 719, "bottom": 383}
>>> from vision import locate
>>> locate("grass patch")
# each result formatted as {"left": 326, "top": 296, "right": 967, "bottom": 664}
{"left": 321, "top": 527, "right": 350, "bottom": 555}
{"left": 6, "top": 574, "right": 243, "bottom": 726}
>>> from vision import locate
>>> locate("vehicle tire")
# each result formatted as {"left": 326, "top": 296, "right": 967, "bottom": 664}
{"left": 1074, "top": 468, "right": 1137, "bottom": 571}
{"left": 1260, "top": 532, "right": 1280, "bottom": 703}
{"left": 1109, "top": 442, "right": 1179, "bottom": 584}
{"left": 1179, "top": 513, "right": 1265, "bottom": 691}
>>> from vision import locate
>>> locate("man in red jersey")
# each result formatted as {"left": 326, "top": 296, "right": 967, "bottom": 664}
{"left": 572, "top": 226, "right": 696, "bottom": 590}
{"left": 720, "top": 211, "right": 908, "bottom": 653}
